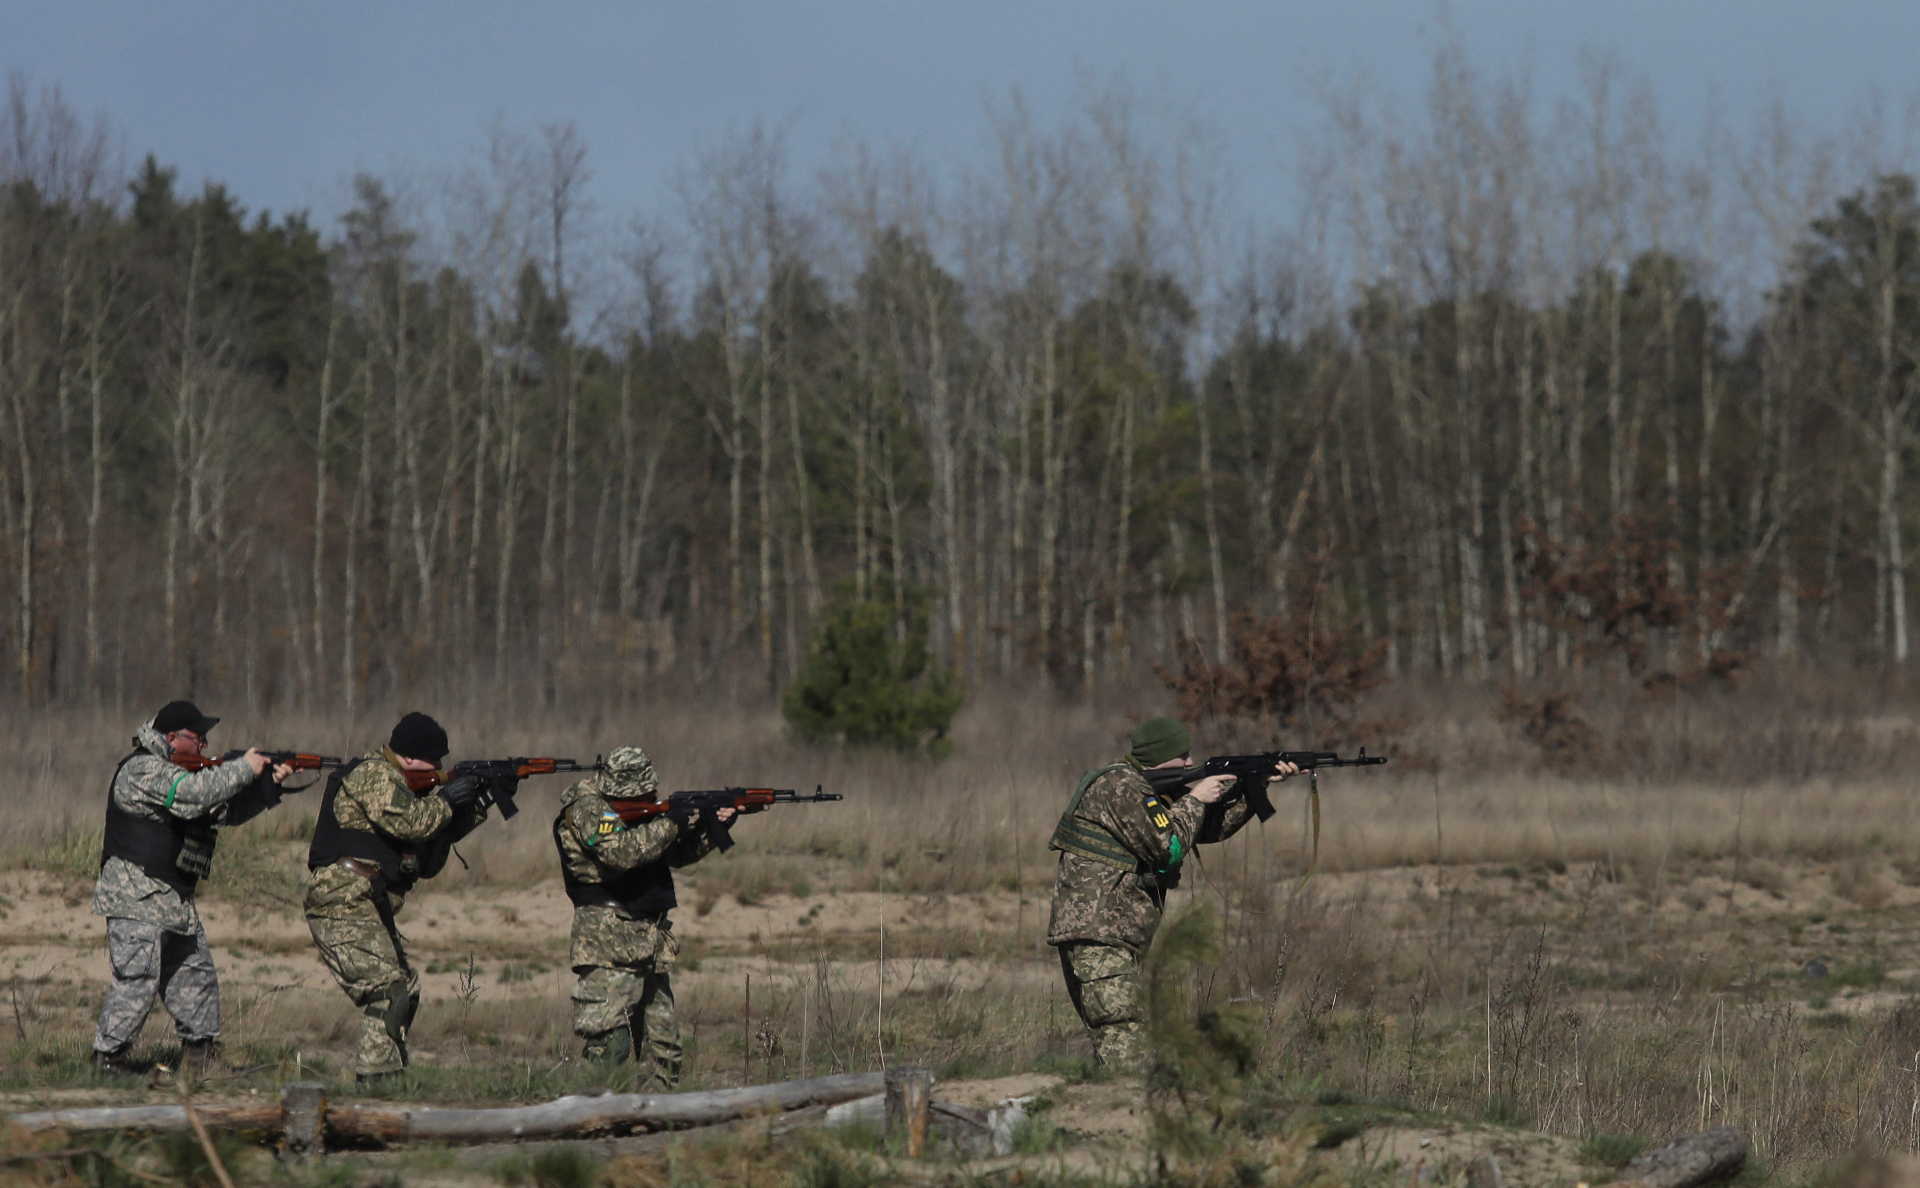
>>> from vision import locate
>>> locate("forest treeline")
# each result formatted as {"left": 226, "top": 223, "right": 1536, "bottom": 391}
{"left": 2, "top": 52, "right": 1918, "bottom": 713}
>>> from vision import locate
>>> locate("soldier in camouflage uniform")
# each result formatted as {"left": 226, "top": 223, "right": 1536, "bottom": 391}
{"left": 1046, "top": 716, "right": 1296, "bottom": 1073}
{"left": 92, "top": 700, "right": 294, "bottom": 1077}
{"left": 553, "top": 745, "right": 735, "bottom": 1088}
{"left": 304, "top": 712, "right": 491, "bottom": 1083}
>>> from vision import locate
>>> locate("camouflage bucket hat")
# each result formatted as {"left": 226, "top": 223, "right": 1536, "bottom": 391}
{"left": 601, "top": 745, "right": 659, "bottom": 798}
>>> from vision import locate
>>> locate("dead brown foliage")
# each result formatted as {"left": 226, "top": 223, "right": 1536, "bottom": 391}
{"left": 1158, "top": 598, "right": 1390, "bottom": 744}
{"left": 1515, "top": 513, "right": 1754, "bottom": 687}
{"left": 1494, "top": 689, "right": 1597, "bottom": 773}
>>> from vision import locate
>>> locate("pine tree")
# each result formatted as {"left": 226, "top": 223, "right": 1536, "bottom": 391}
{"left": 780, "top": 587, "right": 962, "bottom": 756}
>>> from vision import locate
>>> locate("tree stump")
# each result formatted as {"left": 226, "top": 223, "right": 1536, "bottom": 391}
{"left": 884, "top": 1066, "right": 934, "bottom": 1158}
{"left": 280, "top": 1082, "right": 328, "bottom": 1159}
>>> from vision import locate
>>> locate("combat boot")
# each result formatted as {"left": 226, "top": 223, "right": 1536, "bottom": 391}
{"left": 91, "top": 1046, "right": 138, "bottom": 1080}
{"left": 581, "top": 1027, "right": 633, "bottom": 1063}
{"left": 180, "top": 1039, "right": 227, "bottom": 1080}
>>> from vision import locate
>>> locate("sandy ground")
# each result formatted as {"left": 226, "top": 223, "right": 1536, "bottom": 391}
{"left": 4, "top": 844, "right": 1914, "bottom": 1184}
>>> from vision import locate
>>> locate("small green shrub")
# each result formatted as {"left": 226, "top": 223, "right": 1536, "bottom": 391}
{"left": 1480, "top": 1094, "right": 1532, "bottom": 1127}
{"left": 1011, "top": 1112, "right": 1069, "bottom": 1155}
{"left": 1580, "top": 1131, "right": 1646, "bottom": 1167}
{"left": 792, "top": 1136, "right": 883, "bottom": 1188}
{"left": 159, "top": 1130, "right": 253, "bottom": 1188}
{"left": 781, "top": 587, "right": 962, "bottom": 756}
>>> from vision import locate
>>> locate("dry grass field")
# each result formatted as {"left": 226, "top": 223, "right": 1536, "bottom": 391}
{"left": 4, "top": 680, "right": 1920, "bottom": 1186}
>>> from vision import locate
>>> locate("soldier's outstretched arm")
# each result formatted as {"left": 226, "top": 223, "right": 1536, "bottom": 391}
{"left": 119, "top": 755, "right": 257, "bottom": 819}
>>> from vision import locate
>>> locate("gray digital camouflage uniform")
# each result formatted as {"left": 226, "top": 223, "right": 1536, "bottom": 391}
{"left": 554, "top": 746, "right": 716, "bottom": 1089}
{"left": 303, "top": 748, "right": 456, "bottom": 1078}
{"left": 1046, "top": 761, "right": 1254, "bottom": 1072}
{"left": 92, "top": 719, "right": 262, "bottom": 1057}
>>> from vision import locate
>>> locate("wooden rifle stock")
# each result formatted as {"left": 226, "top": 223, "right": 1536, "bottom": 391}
{"left": 172, "top": 750, "right": 343, "bottom": 773}
{"left": 404, "top": 757, "right": 585, "bottom": 793}
{"left": 605, "top": 788, "right": 792, "bottom": 827}
{"left": 604, "top": 787, "right": 843, "bottom": 851}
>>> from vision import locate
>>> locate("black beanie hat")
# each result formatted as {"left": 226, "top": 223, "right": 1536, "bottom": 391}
{"left": 154, "top": 700, "right": 218, "bottom": 736}
{"left": 389, "top": 712, "right": 449, "bottom": 763}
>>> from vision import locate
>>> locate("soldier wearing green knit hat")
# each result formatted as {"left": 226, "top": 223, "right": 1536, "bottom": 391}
{"left": 1044, "top": 716, "right": 1298, "bottom": 1073}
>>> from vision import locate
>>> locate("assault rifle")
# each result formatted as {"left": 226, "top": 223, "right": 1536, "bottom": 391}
{"left": 173, "top": 750, "right": 345, "bottom": 792}
{"left": 172, "top": 750, "right": 345, "bottom": 775}
{"left": 406, "top": 757, "right": 597, "bottom": 819}
{"left": 1146, "top": 749, "right": 1388, "bottom": 822}
{"left": 607, "top": 786, "right": 843, "bottom": 851}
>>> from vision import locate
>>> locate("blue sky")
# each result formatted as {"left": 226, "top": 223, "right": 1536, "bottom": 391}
{"left": 4, "top": 1, "right": 1914, "bottom": 233}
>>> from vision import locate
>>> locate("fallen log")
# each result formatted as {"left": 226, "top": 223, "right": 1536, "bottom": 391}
{"left": 5, "top": 1102, "right": 283, "bottom": 1138}
{"left": 7, "top": 1071, "right": 886, "bottom": 1149}
{"left": 324, "top": 1072, "right": 886, "bottom": 1146}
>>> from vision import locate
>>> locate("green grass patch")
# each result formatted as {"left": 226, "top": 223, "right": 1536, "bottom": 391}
{"left": 1580, "top": 1131, "right": 1647, "bottom": 1167}
{"left": 1479, "top": 1094, "right": 1533, "bottom": 1128}
{"left": 1832, "top": 960, "right": 1886, "bottom": 989}
{"left": 493, "top": 1145, "right": 604, "bottom": 1188}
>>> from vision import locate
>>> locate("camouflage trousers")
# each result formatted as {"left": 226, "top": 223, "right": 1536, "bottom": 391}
{"left": 1058, "top": 941, "right": 1146, "bottom": 1074}
{"left": 94, "top": 917, "right": 219, "bottom": 1054}
{"left": 304, "top": 866, "right": 420, "bottom": 1077}
{"left": 568, "top": 905, "right": 682, "bottom": 1088}
{"left": 571, "top": 966, "right": 680, "bottom": 1087}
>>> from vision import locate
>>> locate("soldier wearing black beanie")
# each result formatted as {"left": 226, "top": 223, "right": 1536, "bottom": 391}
{"left": 303, "top": 710, "right": 477, "bottom": 1081}
{"left": 388, "top": 712, "right": 449, "bottom": 764}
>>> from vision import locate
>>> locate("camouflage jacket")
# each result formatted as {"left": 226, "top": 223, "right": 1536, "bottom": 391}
{"left": 556, "top": 774, "right": 714, "bottom": 971}
{"left": 301, "top": 748, "right": 458, "bottom": 916}
{"left": 1045, "top": 761, "right": 1254, "bottom": 955}
{"left": 92, "top": 719, "right": 263, "bottom": 932}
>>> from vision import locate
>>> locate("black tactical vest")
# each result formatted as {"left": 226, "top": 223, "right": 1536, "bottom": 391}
{"left": 553, "top": 808, "right": 677, "bottom": 919}
{"left": 99, "top": 750, "right": 218, "bottom": 898}
{"left": 307, "top": 759, "right": 415, "bottom": 896}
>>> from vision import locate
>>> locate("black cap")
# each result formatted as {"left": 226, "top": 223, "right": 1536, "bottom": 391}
{"left": 153, "top": 700, "right": 218, "bottom": 736}
{"left": 389, "top": 712, "right": 449, "bottom": 763}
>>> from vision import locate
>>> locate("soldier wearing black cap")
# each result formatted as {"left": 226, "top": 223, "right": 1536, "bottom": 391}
{"left": 303, "top": 711, "right": 488, "bottom": 1082}
{"left": 91, "top": 701, "right": 294, "bottom": 1077}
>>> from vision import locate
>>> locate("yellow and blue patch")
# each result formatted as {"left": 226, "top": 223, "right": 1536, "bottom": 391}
{"left": 1143, "top": 795, "right": 1172, "bottom": 831}
{"left": 586, "top": 810, "right": 625, "bottom": 847}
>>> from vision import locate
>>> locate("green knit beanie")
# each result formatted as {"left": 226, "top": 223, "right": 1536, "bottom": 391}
{"left": 1129, "top": 716, "right": 1192, "bottom": 769}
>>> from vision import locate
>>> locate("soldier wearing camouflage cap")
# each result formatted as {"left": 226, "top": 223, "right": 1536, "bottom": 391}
{"left": 553, "top": 745, "right": 734, "bottom": 1086}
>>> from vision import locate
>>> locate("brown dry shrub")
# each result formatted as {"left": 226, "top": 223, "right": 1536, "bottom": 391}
{"left": 1494, "top": 688, "right": 1596, "bottom": 773}
{"left": 1739, "top": 858, "right": 1789, "bottom": 897}
{"left": 1158, "top": 597, "right": 1389, "bottom": 743}
{"left": 1515, "top": 513, "right": 1751, "bottom": 686}
{"left": 1834, "top": 859, "right": 1895, "bottom": 909}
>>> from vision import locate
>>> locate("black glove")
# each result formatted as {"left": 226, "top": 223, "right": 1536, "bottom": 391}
{"left": 438, "top": 773, "right": 481, "bottom": 814}
{"left": 664, "top": 801, "right": 697, "bottom": 831}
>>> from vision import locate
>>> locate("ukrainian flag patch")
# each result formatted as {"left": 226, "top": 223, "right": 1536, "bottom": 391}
{"left": 588, "top": 811, "right": 624, "bottom": 846}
